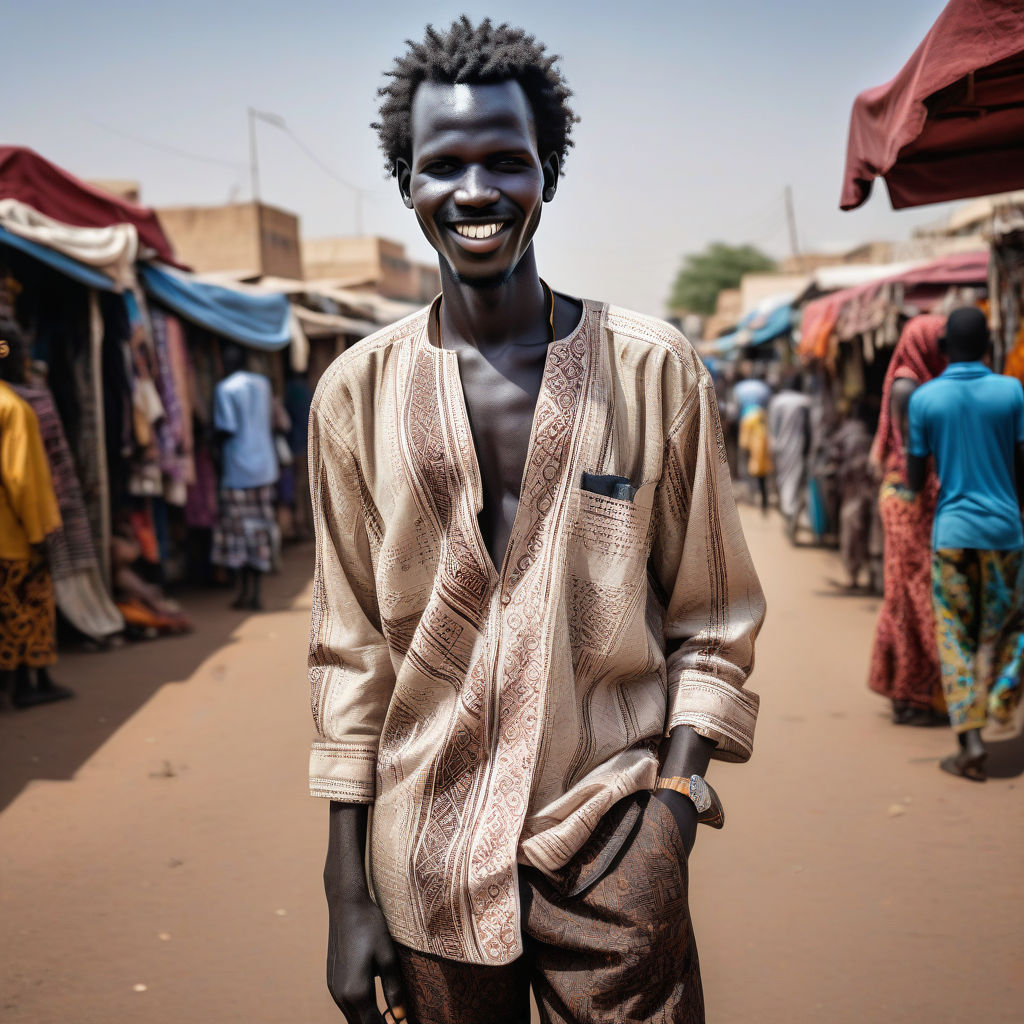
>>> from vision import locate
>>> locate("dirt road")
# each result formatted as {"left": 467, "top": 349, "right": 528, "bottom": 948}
{"left": 2, "top": 512, "right": 1022, "bottom": 1023}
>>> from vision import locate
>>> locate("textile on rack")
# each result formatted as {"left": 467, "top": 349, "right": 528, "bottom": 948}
{"left": 867, "top": 316, "right": 947, "bottom": 712}
{"left": 148, "top": 304, "right": 195, "bottom": 504}
{"left": 0, "top": 146, "right": 177, "bottom": 263}
{"left": 11, "top": 381, "right": 124, "bottom": 642}
{"left": 0, "top": 198, "right": 137, "bottom": 291}
{"left": 798, "top": 293, "right": 844, "bottom": 362}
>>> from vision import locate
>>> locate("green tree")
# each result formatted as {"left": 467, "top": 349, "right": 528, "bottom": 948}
{"left": 668, "top": 242, "right": 776, "bottom": 315}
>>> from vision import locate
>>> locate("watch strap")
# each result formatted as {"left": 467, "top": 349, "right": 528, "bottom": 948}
{"left": 655, "top": 774, "right": 725, "bottom": 829}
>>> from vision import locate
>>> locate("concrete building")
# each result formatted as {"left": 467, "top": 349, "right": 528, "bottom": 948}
{"left": 302, "top": 236, "right": 440, "bottom": 303}
{"left": 155, "top": 201, "right": 303, "bottom": 279}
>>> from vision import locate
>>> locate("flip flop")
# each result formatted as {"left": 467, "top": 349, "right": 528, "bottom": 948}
{"left": 939, "top": 753, "right": 987, "bottom": 782}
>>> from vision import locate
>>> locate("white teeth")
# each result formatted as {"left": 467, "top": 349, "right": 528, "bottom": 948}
{"left": 455, "top": 222, "right": 502, "bottom": 239}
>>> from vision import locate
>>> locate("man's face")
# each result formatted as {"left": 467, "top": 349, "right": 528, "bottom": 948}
{"left": 399, "top": 80, "right": 556, "bottom": 287}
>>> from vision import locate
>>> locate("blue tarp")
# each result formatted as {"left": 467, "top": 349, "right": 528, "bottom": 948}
{"left": 140, "top": 263, "right": 291, "bottom": 350}
{"left": 748, "top": 303, "right": 792, "bottom": 345}
{"left": 0, "top": 224, "right": 118, "bottom": 292}
{"left": 707, "top": 303, "right": 793, "bottom": 355}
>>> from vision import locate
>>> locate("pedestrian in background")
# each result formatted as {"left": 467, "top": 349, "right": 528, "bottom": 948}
{"left": 867, "top": 315, "right": 947, "bottom": 726}
{"left": 0, "top": 318, "right": 70, "bottom": 709}
{"left": 739, "top": 403, "right": 773, "bottom": 513}
{"left": 768, "top": 372, "right": 811, "bottom": 539}
{"left": 826, "top": 401, "right": 878, "bottom": 592}
{"left": 211, "top": 343, "right": 278, "bottom": 611}
{"left": 906, "top": 307, "right": 1024, "bottom": 781}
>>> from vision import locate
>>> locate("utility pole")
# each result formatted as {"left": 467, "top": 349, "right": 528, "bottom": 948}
{"left": 784, "top": 185, "right": 801, "bottom": 263}
{"left": 248, "top": 107, "right": 260, "bottom": 203}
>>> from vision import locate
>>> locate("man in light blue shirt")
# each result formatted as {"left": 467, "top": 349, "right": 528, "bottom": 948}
{"left": 211, "top": 344, "right": 279, "bottom": 610}
{"left": 907, "top": 307, "right": 1024, "bottom": 781}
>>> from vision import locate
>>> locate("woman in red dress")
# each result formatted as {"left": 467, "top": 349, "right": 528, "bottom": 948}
{"left": 868, "top": 315, "right": 948, "bottom": 725}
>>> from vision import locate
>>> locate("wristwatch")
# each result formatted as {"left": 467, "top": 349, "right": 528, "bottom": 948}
{"left": 655, "top": 774, "right": 725, "bottom": 829}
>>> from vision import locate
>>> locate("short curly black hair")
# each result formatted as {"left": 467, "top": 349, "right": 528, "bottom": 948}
{"left": 373, "top": 16, "right": 578, "bottom": 177}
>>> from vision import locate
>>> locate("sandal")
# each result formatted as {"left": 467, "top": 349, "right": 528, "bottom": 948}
{"left": 939, "top": 752, "right": 987, "bottom": 782}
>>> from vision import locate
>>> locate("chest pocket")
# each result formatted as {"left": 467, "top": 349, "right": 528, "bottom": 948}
{"left": 566, "top": 480, "right": 656, "bottom": 658}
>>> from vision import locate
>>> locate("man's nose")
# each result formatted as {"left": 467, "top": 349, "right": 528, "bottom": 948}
{"left": 453, "top": 166, "right": 500, "bottom": 207}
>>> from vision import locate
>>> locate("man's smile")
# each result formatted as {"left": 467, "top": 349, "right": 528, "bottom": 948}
{"left": 452, "top": 221, "right": 507, "bottom": 239}
{"left": 445, "top": 220, "right": 512, "bottom": 253}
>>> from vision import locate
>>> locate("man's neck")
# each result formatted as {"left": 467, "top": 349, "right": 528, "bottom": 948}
{"left": 437, "top": 245, "right": 548, "bottom": 353}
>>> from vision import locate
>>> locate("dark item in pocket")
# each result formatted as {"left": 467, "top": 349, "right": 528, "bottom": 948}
{"left": 581, "top": 472, "right": 637, "bottom": 502}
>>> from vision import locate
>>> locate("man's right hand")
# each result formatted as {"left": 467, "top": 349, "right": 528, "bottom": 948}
{"left": 325, "top": 887, "right": 407, "bottom": 1023}
{"left": 324, "top": 802, "right": 408, "bottom": 1023}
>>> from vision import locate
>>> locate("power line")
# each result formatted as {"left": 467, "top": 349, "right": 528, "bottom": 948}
{"left": 83, "top": 116, "right": 246, "bottom": 170}
{"left": 249, "top": 108, "right": 373, "bottom": 233}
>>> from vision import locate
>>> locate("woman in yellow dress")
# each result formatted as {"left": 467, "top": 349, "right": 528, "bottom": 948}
{"left": 0, "top": 317, "right": 70, "bottom": 708}
{"left": 739, "top": 405, "right": 774, "bottom": 513}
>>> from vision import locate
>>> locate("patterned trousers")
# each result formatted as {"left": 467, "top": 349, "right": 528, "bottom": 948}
{"left": 395, "top": 792, "right": 703, "bottom": 1024}
{"left": 0, "top": 555, "right": 57, "bottom": 671}
{"left": 931, "top": 548, "right": 1024, "bottom": 732}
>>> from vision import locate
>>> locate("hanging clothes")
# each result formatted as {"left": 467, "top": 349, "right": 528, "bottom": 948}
{"left": 11, "top": 381, "right": 124, "bottom": 642}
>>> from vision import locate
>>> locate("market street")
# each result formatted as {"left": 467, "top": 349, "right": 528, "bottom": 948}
{"left": 2, "top": 511, "right": 1023, "bottom": 1024}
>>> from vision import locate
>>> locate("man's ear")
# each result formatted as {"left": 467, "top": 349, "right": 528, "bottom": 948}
{"left": 396, "top": 158, "right": 414, "bottom": 209}
{"left": 542, "top": 153, "right": 560, "bottom": 203}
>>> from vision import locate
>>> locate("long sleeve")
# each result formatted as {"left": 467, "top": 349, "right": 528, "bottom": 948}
{"left": 307, "top": 399, "right": 395, "bottom": 802}
{"left": 652, "top": 366, "right": 766, "bottom": 762}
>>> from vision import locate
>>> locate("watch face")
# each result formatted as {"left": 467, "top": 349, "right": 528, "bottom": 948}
{"left": 688, "top": 775, "right": 712, "bottom": 813}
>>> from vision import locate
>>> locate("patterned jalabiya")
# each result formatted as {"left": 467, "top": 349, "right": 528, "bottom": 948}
{"left": 931, "top": 548, "right": 1024, "bottom": 731}
{"left": 307, "top": 298, "right": 765, "bottom": 965}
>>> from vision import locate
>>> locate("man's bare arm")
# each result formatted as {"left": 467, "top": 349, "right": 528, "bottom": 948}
{"left": 324, "top": 802, "right": 407, "bottom": 1023}
{"left": 653, "top": 726, "right": 715, "bottom": 854}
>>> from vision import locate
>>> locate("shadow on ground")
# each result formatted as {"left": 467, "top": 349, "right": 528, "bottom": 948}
{"left": 984, "top": 729, "right": 1024, "bottom": 779}
{"left": 0, "top": 543, "right": 314, "bottom": 812}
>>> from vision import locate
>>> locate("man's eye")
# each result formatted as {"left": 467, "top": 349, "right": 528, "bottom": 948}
{"left": 426, "top": 160, "right": 457, "bottom": 174}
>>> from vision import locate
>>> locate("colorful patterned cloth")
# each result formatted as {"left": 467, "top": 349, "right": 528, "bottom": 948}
{"left": 0, "top": 555, "right": 57, "bottom": 670}
{"left": 396, "top": 793, "right": 703, "bottom": 1024}
{"left": 869, "top": 475, "right": 943, "bottom": 708}
{"left": 211, "top": 485, "right": 275, "bottom": 572}
{"left": 867, "top": 315, "right": 947, "bottom": 711}
{"left": 932, "top": 548, "right": 1024, "bottom": 732}
{"left": 11, "top": 382, "right": 96, "bottom": 579}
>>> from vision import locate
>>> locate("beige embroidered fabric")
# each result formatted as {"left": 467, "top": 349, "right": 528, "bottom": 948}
{"left": 307, "top": 298, "right": 766, "bottom": 966}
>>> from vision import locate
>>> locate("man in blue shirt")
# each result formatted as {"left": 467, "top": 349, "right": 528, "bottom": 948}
{"left": 211, "top": 343, "right": 279, "bottom": 610}
{"left": 907, "top": 307, "right": 1024, "bottom": 781}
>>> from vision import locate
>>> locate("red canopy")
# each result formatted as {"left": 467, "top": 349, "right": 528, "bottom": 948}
{"left": 798, "top": 250, "right": 989, "bottom": 360}
{"left": 840, "top": 0, "right": 1024, "bottom": 211}
{"left": 0, "top": 146, "right": 178, "bottom": 264}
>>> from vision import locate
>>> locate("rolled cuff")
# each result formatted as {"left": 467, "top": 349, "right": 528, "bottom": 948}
{"left": 309, "top": 741, "right": 378, "bottom": 802}
{"left": 666, "top": 673, "right": 760, "bottom": 763}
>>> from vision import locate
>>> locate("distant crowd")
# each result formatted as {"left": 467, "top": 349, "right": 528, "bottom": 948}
{"left": 715, "top": 308, "right": 1024, "bottom": 781}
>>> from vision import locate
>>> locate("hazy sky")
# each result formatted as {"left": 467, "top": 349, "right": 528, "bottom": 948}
{"left": 6, "top": 0, "right": 961, "bottom": 314}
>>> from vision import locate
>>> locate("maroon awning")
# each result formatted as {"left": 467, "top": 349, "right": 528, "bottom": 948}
{"left": 840, "top": 0, "right": 1024, "bottom": 211}
{"left": 0, "top": 145, "right": 179, "bottom": 264}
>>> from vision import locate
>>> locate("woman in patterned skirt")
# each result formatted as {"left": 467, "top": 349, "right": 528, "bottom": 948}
{"left": 867, "top": 315, "right": 947, "bottom": 725}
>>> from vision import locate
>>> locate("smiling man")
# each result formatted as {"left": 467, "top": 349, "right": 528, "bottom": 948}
{"left": 308, "top": 18, "right": 765, "bottom": 1024}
